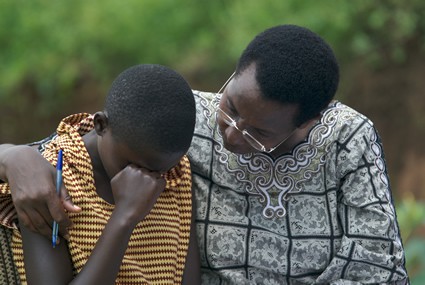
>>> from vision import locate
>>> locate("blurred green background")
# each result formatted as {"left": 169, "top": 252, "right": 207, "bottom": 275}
{"left": 0, "top": 0, "right": 424, "bottom": 283}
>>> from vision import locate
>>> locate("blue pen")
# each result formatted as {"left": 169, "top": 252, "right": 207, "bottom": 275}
{"left": 52, "top": 149, "right": 63, "bottom": 248}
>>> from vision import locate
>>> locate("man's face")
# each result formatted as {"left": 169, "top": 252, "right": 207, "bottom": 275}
{"left": 217, "top": 65, "right": 299, "bottom": 155}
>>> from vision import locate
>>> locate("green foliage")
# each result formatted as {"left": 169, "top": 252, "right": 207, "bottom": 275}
{"left": 345, "top": 0, "right": 425, "bottom": 67}
{"left": 1, "top": 0, "right": 424, "bottom": 114}
{"left": 1, "top": 1, "right": 424, "bottom": 102}
{"left": 396, "top": 198, "right": 425, "bottom": 284}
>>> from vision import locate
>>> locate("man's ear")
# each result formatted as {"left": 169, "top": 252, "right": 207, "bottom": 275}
{"left": 93, "top": 111, "right": 109, "bottom": 136}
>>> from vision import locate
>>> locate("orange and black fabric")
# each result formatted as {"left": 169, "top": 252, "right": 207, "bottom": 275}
{"left": 0, "top": 113, "right": 193, "bottom": 284}
{"left": 0, "top": 226, "right": 20, "bottom": 284}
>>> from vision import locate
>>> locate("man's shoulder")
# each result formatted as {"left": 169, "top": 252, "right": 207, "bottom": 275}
{"left": 192, "top": 90, "right": 217, "bottom": 104}
{"left": 324, "top": 101, "right": 376, "bottom": 136}
{"left": 29, "top": 133, "right": 58, "bottom": 154}
{"left": 191, "top": 90, "right": 218, "bottom": 132}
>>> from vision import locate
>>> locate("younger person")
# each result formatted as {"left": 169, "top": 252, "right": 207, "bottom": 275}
{"left": 0, "top": 64, "right": 200, "bottom": 284}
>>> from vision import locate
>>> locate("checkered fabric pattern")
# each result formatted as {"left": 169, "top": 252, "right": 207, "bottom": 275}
{"left": 189, "top": 91, "right": 409, "bottom": 285}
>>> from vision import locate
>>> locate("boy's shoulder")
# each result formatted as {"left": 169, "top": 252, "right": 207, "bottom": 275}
{"left": 164, "top": 155, "right": 192, "bottom": 193}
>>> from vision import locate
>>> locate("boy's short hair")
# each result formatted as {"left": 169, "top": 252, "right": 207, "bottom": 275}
{"left": 105, "top": 64, "right": 195, "bottom": 153}
{"left": 236, "top": 24, "right": 340, "bottom": 126}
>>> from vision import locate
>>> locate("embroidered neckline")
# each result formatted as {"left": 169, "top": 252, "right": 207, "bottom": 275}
{"left": 197, "top": 92, "right": 344, "bottom": 218}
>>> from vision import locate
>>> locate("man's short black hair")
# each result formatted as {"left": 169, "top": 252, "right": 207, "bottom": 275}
{"left": 105, "top": 64, "right": 195, "bottom": 153}
{"left": 236, "top": 24, "right": 339, "bottom": 126}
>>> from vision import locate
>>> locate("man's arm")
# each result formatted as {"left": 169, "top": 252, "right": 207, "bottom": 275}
{"left": 0, "top": 144, "right": 15, "bottom": 182}
{"left": 0, "top": 144, "right": 80, "bottom": 238}
{"left": 315, "top": 124, "right": 409, "bottom": 284}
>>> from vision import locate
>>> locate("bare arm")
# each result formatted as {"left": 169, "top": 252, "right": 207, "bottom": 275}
{"left": 182, "top": 187, "right": 201, "bottom": 285}
{"left": 21, "top": 223, "right": 74, "bottom": 284}
{"left": 0, "top": 144, "right": 80, "bottom": 239}
{"left": 20, "top": 209, "right": 139, "bottom": 285}
{"left": 21, "top": 164, "right": 165, "bottom": 284}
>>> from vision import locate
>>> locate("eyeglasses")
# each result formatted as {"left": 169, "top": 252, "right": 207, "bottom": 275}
{"left": 216, "top": 72, "right": 297, "bottom": 153}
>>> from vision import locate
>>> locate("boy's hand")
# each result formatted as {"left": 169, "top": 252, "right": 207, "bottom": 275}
{"left": 111, "top": 164, "right": 165, "bottom": 225}
{"left": 4, "top": 145, "right": 81, "bottom": 239}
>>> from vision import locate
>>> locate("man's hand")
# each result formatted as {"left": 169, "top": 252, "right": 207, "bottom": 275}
{"left": 0, "top": 144, "right": 81, "bottom": 239}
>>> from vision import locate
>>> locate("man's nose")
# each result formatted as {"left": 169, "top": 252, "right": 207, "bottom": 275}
{"left": 224, "top": 124, "right": 246, "bottom": 146}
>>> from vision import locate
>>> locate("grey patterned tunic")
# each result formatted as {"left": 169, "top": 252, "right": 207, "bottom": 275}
{"left": 188, "top": 91, "right": 409, "bottom": 285}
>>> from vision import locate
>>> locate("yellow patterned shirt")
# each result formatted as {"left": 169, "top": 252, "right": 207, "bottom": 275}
{"left": 0, "top": 113, "right": 193, "bottom": 284}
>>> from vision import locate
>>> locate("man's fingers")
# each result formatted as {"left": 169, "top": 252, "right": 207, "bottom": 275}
{"left": 60, "top": 184, "right": 81, "bottom": 213}
{"left": 57, "top": 185, "right": 79, "bottom": 239}
{"left": 15, "top": 208, "right": 37, "bottom": 232}
{"left": 18, "top": 207, "right": 53, "bottom": 238}
{"left": 47, "top": 195, "right": 72, "bottom": 232}
{"left": 32, "top": 209, "right": 54, "bottom": 238}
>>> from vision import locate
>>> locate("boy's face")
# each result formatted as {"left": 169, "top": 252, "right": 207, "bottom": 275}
{"left": 97, "top": 129, "right": 185, "bottom": 180}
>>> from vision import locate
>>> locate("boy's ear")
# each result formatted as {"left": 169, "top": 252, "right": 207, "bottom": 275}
{"left": 93, "top": 111, "right": 109, "bottom": 136}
